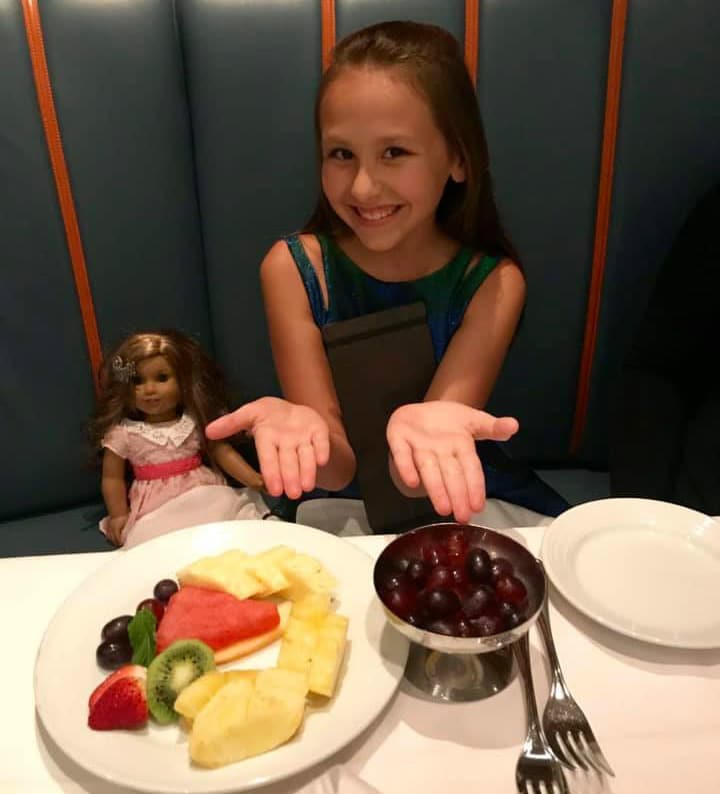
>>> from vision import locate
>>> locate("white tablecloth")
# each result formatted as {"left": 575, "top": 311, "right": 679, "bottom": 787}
{"left": 2, "top": 528, "right": 719, "bottom": 793}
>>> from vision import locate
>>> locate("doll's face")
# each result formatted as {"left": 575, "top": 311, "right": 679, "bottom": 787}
{"left": 130, "top": 355, "right": 180, "bottom": 423}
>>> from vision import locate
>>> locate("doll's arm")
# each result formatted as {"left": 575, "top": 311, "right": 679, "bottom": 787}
{"left": 101, "top": 449, "right": 129, "bottom": 545}
{"left": 387, "top": 260, "right": 525, "bottom": 520}
{"left": 209, "top": 441, "right": 264, "bottom": 490}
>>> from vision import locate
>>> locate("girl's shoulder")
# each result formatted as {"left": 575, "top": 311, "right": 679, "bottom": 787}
{"left": 261, "top": 234, "right": 323, "bottom": 276}
{"left": 261, "top": 234, "right": 329, "bottom": 314}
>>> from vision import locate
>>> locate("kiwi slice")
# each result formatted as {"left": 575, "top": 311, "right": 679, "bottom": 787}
{"left": 146, "top": 639, "right": 215, "bottom": 724}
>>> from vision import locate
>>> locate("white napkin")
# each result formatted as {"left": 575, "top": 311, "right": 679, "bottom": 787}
{"left": 295, "top": 765, "right": 382, "bottom": 794}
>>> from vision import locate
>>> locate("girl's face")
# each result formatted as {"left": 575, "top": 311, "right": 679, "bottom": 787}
{"left": 130, "top": 355, "right": 180, "bottom": 423}
{"left": 319, "top": 66, "right": 465, "bottom": 257}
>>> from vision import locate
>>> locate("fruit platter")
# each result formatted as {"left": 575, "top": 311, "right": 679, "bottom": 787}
{"left": 34, "top": 520, "right": 409, "bottom": 793}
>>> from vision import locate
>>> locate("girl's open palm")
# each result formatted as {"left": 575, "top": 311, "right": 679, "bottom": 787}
{"left": 387, "top": 401, "right": 519, "bottom": 523}
{"left": 205, "top": 397, "right": 330, "bottom": 499}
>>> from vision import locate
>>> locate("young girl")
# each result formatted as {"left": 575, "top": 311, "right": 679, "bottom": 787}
{"left": 90, "top": 330, "right": 268, "bottom": 548}
{"left": 207, "top": 21, "right": 567, "bottom": 525}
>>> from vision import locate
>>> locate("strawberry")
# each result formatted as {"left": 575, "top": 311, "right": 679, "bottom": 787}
{"left": 88, "top": 664, "right": 148, "bottom": 730}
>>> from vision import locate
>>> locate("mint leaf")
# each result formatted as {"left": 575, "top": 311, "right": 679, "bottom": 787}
{"left": 128, "top": 608, "right": 157, "bottom": 666}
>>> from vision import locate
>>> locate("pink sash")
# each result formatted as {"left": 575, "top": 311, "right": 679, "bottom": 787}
{"left": 132, "top": 454, "right": 202, "bottom": 481}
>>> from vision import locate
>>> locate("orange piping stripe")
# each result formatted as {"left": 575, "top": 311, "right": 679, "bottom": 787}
{"left": 570, "top": 0, "right": 628, "bottom": 454}
{"left": 21, "top": 0, "right": 102, "bottom": 395}
{"left": 321, "top": 0, "right": 336, "bottom": 71}
{"left": 464, "top": 0, "right": 479, "bottom": 87}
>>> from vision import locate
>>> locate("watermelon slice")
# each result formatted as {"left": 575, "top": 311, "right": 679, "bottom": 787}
{"left": 156, "top": 586, "right": 280, "bottom": 653}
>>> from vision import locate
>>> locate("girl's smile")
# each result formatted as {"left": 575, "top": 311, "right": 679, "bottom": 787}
{"left": 352, "top": 204, "right": 404, "bottom": 225}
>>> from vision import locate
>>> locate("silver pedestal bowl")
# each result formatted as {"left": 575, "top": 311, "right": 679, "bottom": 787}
{"left": 374, "top": 522, "right": 546, "bottom": 702}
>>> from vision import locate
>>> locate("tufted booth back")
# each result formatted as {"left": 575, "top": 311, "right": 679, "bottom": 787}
{"left": 2, "top": 0, "right": 719, "bottom": 540}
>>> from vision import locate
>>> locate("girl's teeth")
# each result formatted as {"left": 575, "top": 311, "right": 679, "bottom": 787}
{"left": 357, "top": 206, "right": 395, "bottom": 221}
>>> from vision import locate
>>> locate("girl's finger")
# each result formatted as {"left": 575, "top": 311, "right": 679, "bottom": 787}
{"left": 467, "top": 411, "right": 519, "bottom": 442}
{"left": 415, "top": 452, "right": 452, "bottom": 516}
{"left": 297, "top": 441, "right": 318, "bottom": 493}
{"left": 254, "top": 434, "right": 283, "bottom": 497}
{"left": 456, "top": 443, "right": 486, "bottom": 513}
{"left": 388, "top": 436, "right": 420, "bottom": 489}
{"left": 205, "top": 402, "right": 257, "bottom": 440}
{"left": 278, "top": 443, "right": 303, "bottom": 500}
{"left": 438, "top": 454, "right": 472, "bottom": 524}
{"left": 311, "top": 428, "right": 331, "bottom": 468}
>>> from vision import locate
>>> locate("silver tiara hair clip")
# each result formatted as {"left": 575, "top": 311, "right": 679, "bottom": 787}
{"left": 111, "top": 355, "right": 136, "bottom": 384}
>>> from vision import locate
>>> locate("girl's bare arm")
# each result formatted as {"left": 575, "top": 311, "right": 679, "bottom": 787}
{"left": 388, "top": 260, "right": 526, "bottom": 515}
{"left": 259, "top": 240, "right": 357, "bottom": 492}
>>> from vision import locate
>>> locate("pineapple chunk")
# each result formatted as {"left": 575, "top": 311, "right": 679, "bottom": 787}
{"left": 254, "top": 545, "right": 296, "bottom": 567}
{"left": 175, "top": 670, "right": 259, "bottom": 722}
{"left": 177, "top": 550, "right": 264, "bottom": 600}
{"left": 189, "top": 678, "right": 254, "bottom": 768}
{"left": 278, "top": 612, "right": 349, "bottom": 697}
{"left": 291, "top": 591, "right": 332, "bottom": 623}
{"left": 190, "top": 670, "right": 306, "bottom": 768}
{"left": 277, "top": 616, "right": 318, "bottom": 675}
{"left": 280, "top": 554, "right": 337, "bottom": 601}
{"left": 175, "top": 671, "right": 227, "bottom": 721}
{"left": 308, "top": 614, "right": 348, "bottom": 698}
{"left": 254, "top": 667, "right": 309, "bottom": 698}
{"left": 241, "top": 558, "right": 289, "bottom": 595}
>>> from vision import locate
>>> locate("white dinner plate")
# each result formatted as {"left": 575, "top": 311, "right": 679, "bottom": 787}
{"left": 34, "top": 520, "right": 409, "bottom": 793}
{"left": 541, "top": 498, "right": 720, "bottom": 648}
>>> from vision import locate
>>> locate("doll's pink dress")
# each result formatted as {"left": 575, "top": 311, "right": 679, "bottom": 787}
{"left": 99, "top": 414, "right": 269, "bottom": 548}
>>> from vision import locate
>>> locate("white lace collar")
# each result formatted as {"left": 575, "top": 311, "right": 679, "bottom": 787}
{"left": 120, "top": 413, "right": 196, "bottom": 447}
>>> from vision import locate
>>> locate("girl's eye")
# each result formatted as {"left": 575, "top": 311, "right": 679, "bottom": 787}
{"left": 327, "top": 147, "right": 353, "bottom": 161}
{"left": 383, "top": 146, "right": 408, "bottom": 159}
{"left": 157, "top": 373, "right": 169, "bottom": 382}
{"left": 131, "top": 376, "right": 141, "bottom": 386}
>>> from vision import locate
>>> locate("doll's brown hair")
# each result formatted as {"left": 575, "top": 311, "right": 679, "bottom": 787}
{"left": 304, "top": 20, "right": 519, "bottom": 263}
{"left": 89, "top": 330, "right": 228, "bottom": 461}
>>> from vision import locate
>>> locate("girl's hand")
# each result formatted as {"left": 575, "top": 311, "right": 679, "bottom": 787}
{"left": 206, "top": 397, "right": 330, "bottom": 499}
{"left": 386, "top": 401, "right": 519, "bottom": 523}
{"left": 106, "top": 514, "right": 128, "bottom": 546}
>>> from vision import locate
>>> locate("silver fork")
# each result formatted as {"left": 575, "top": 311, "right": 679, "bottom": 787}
{"left": 538, "top": 596, "right": 615, "bottom": 776}
{"left": 514, "top": 633, "right": 570, "bottom": 794}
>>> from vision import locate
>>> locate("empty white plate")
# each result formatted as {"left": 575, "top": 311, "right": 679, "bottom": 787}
{"left": 541, "top": 498, "right": 720, "bottom": 648}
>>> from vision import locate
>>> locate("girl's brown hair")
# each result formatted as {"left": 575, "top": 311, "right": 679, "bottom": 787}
{"left": 304, "top": 20, "right": 519, "bottom": 263}
{"left": 89, "top": 330, "right": 228, "bottom": 461}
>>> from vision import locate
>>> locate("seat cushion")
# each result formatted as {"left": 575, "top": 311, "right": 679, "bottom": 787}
{"left": 0, "top": 502, "right": 115, "bottom": 558}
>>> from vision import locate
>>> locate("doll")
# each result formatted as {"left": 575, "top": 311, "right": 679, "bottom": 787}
{"left": 90, "top": 330, "right": 267, "bottom": 548}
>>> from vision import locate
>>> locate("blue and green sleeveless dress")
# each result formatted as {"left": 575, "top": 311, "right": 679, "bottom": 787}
{"left": 275, "top": 233, "right": 567, "bottom": 518}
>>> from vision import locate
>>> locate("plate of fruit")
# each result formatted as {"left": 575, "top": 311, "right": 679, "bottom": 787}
{"left": 34, "top": 520, "right": 409, "bottom": 792}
